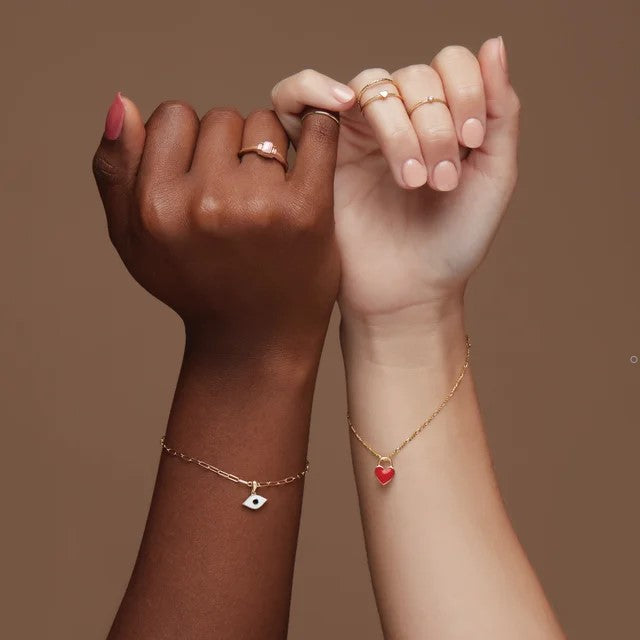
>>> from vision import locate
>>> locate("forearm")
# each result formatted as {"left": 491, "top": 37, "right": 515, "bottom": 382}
{"left": 108, "top": 333, "right": 322, "bottom": 640}
{"left": 342, "top": 308, "right": 564, "bottom": 639}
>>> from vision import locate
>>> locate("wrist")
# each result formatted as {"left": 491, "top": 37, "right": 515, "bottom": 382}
{"left": 184, "top": 322, "right": 326, "bottom": 381}
{"left": 164, "top": 328, "right": 322, "bottom": 464}
{"left": 340, "top": 296, "right": 467, "bottom": 370}
{"left": 341, "top": 305, "right": 472, "bottom": 457}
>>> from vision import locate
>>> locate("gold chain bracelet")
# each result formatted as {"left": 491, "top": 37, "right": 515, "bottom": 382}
{"left": 347, "top": 335, "right": 471, "bottom": 485}
{"left": 160, "top": 437, "right": 309, "bottom": 510}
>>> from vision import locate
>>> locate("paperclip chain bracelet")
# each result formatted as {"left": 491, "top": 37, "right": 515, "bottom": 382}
{"left": 348, "top": 335, "right": 471, "bottom": 486}
{"left": 160, "top": 437, "right": 309, "bottom": 511}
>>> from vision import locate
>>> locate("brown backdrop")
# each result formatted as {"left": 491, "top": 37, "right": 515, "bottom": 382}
{"left": 2, "top": 0, "right": 638, "bottom": 638}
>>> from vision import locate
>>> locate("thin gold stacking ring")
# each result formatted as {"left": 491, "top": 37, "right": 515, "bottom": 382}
{"left": 360, "top": 89, "right": 403, "bottom": 112}
{"left": 406, "top": 96, "right": 449, "bottom": 117}
{"left": 356, "top": 77, "right": 397, "bottom": 106}
{"left": 356, "top": 77, "right": 395, "bottom": 105}
{"left": 300, "top": 109, "right": 340, "bottom": 126}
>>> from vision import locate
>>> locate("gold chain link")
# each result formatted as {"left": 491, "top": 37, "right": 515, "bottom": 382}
{"left": 347, "top": 335, "right": 471, "bottom": 461}
{"left": 160, "top": 437, "right": 309, "bottom": 489}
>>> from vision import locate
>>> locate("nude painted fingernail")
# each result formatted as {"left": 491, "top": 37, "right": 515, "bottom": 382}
{"left": 461, "top": 118, "right": 485, "bottom": 148}
{"left": 104, "top": 92, "right": 125, "bottom": 140}
{"left": 332, "top": 84, "right": 355, "bottom": 103}
{"left": 432, "top": 160, "right": 459, "bottom": 191}
{"left": 402, "top": 158, "right": 428, "bottom": 188}
{"left": 498, "top": 36, "right": 508, "bottom": 74}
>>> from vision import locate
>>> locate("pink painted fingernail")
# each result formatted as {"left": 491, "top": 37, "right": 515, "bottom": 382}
{"left": 332, "top": 84, "right": 355, "bottom": 103}
{"left": 498, "top": 36, "right": 508, "bottom": 74}
{"left": 432, "top": 160, "right": 459, "bottom": 191}
{"left": 402, "top": 158, "right": 428, "bottom": 188}
{"left": 104, "top": 92, "right": 125, "bottom": 140}
{"left": 461, "top": 118, "right": 485, "bottom": 148}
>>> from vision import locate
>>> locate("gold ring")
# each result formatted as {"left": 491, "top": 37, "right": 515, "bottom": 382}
{"left": 238, "top": 140, "right": 288, "bottom": 170}
{"left": 300, "top": 109, "right": 340, "bottom": 126}
{"left": 356, "top": 77, "right": 396, "bottom": 105}
{"left": 406, "top": 96, "right": 448, "bottom": 117}
{"left": 359, "top": 89, "right": 403, "bottom": 112}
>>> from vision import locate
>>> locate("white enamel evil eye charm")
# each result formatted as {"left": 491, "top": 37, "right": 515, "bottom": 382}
{"left": 243, "top": 494, "right": 267, "bottom": 510}
{"left": 243, "top": 481, "right": 267, "bottom": 510}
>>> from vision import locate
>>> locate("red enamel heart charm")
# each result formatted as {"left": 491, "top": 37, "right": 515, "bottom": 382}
{"left": 374, "top": 458, "right": 395, "bottom": 486}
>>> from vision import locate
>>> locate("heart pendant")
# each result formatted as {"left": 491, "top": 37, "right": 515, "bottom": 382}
{"left": 374, "top": 457, "right": 395, "bottom": 486}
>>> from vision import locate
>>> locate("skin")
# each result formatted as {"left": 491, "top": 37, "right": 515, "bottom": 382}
{"left": 272, "top": 37, "right": 567, "bottom": 638}
{"left": 93, "top": 100, "right": 340, "bottom": 639}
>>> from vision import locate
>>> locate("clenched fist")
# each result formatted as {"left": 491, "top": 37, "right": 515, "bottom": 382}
{"left": 93, "top": 97, "right": 341, "bottom": 361}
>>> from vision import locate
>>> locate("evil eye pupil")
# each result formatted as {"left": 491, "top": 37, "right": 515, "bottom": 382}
{"left": 242, "top": 493, "right": 267, "bottom": 510}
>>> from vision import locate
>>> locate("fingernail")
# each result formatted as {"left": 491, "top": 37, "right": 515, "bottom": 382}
{"left": 432, "top": 160, "right": 459, "bottom": 191}
{"left": 332, "top": 84, "right": 355, "bottom": 103}
{"left": 461, "top": 118, "right": 485, "bottom": 148}
{"left": 402, "top": 158, "right": 428, "bottom": 188}
{"left": 104, "top": 92, "right": 125, "bottom": 140}
{"left": 498, "top": 36, "right": 508, "bottom": 74}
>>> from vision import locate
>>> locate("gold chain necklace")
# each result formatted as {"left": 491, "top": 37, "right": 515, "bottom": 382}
{"left": 160, "top": 437, "right": 309, "bottom": 510}
{"left": 347, "top": 335, "right": 471, "bottom": 485}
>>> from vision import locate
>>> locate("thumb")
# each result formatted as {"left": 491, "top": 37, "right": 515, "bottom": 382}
{"left": 474, "top": 37, "right": 521, "bottom": 179}
{"left": 289, "top": 109, "right": 340, "bottom": 199}
{"left": 92, "top": 93, "right": 145, "bottom": 242}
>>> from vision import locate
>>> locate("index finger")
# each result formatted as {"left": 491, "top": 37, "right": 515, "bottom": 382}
{"left": 349, "top": 68, "right": 428, "bottom": 189}
{"left": 271, "top": 69, "right": 355, "bottom": 145}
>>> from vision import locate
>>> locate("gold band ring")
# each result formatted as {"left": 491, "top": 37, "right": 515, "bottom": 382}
{"left": 406, "top": 96, "right": 448, "bottom": 117}
{"left": 238, "top": 140, "right": 288, "bottom": 170}
{"left": 356, "top": 77, "right": 396, "bottom": 105}
{"left": 300, "top": 109, "right": 340, "bottom": 126}
{"left": 360, "top": 89, "right": 403, "bottom": 112}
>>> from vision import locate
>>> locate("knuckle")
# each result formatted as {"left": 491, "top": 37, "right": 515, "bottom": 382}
{"left": 270, "top": 80, "right": 283, "bottom": 103}
{"left": 452, "top": 83, "right": 484, "bottom": 104}
{"left": 200, "top": 107, "right": 242, "bottom": 127}
{"left": 138, "top": 186, "right": 176, "bottom": 239}
{"left": 154, "top": 99, "right": 196, "bottom": 117}
{"left": 419, "top": 124, "right": 456, "bottom": 143}
{"left": 297, "top": 68, "right": 319, "bottom": 90}
{"left": 396, "top": 63, "right": 433, "bottom": 81}
{"left": 352, "top": 67, "right": 390, "bottom": 87}
{"left": 287, "top": 193, "right": 327, "bottom": 234}
{"left": 291, "top": 211, "right": 319, "bottom": 234}
{"left": 360, "top": 67, "right": 389, "bottom": 78}
{"left": 246, "top": 108, "right": 277, "bottom": 125}
{"left": 92, "top": 151, "right": 122, "bottom": 185}
{"left": 244, "top": 194, "right": 275, "bottom": 220}
{"left": 190, "top": 193, "right": 222, "bottom": 229}
{"left": 436, "top": 45, "right": 474, "bottom": 63}
{"left": 148, "top": 101, "right": 197, "bottom": 131}
{"left": 509, "top": 89, "right": 522, "bottom": 115}
{"left": 386, "top": 125, "right": 416, "bottom": 144}
{"left": 288, "top": 204, "right": 322, "bottom": 234}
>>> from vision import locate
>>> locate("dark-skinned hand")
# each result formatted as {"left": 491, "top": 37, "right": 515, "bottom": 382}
{"left": 93, "top": 97, "right": 340, "bottom": 364}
